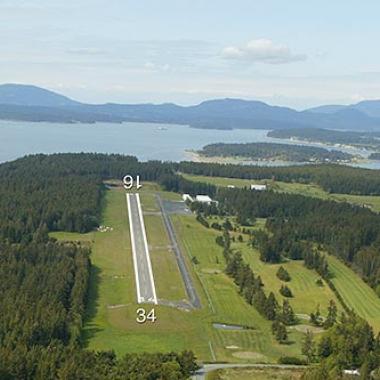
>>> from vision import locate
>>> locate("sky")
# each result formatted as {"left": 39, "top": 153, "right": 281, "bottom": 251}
{"left": 0, "top": 0, "right": 379, "bottom": 109}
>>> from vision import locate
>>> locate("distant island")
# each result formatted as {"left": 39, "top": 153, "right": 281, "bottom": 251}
{"left": 2, "top": 84, "right": 380, "bottom": 131}
{"left": 268, "top": 128, "right": 380, "bottom": 151}
{"left": 196, "top": 142, "right": 354, "bottom": 163}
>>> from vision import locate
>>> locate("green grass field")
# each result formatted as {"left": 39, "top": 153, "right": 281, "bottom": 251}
{"left": 207, "top": 367, "right": 303, "bottom": 380}
{"left": 54, "top": 184, "right": 309, "bottom": 362}
{"left": 82, "top": 188, "right": 215, "bottom": 357}
{"left": 327, "top": 255, "right": 380, "bottom": 331}
{"left": 234, "top": 241, "right": 340, "bottom": 316}
{"left": 144, "top": 213, "right": 187, "bottom": 302}
{"left": 138, "top": 183, "right": 189, "bottom": 302}
{"left": 51, "top": 178, "right": 380, "bottom": 363}
{"left": 172, "top": 214, "right": 305, "bottom": 362}
{"left": 50, "top": 231, "right": 94, "bottom": 243}
{"left": 202, "top": 216, "right": 340, "bottom": 317}
{"left": 182, "top": 174, "right": 380, "bottom": 212}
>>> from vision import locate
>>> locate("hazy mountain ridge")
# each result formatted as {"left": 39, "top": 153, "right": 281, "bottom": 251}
{"left": 1, "top": 84, "right": 380, "bottom": 130}
{"left": 0, "top": 84, "right": 80, "bottom": 107}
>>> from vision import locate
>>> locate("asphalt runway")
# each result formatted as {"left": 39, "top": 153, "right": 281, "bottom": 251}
{"left": 156, "top": 194, "right": 201, "bottom": 309}
{"left": 126, "top": 193, "right": 157, "bottom": 304}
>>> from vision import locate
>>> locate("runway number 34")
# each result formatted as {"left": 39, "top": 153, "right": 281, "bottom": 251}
{"left": 123, "top": 175, "right": 142, "bottom": 190}
{"left": 136, "top": 308, "right": 157, "bottom": 324}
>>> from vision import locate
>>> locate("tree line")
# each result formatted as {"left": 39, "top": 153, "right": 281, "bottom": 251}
{"left": 213, "top": 187, "right": 380, "bottom": 291}
{"left": 217, "top": 229, "right": 296, "bottom": 344}
{"left": 198, "top": 142, "right": 352, "bottom": 163}
{"left": 302, "top": 313, "right": 380, "bottom": 379}
{"left": 175, "top": 161, "right": 380, "bottom": 195}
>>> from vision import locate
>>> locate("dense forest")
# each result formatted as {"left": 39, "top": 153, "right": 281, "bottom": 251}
{"left": 301, "top": 313, "right": 380, "bottom": 379}
{"left": 0, "top": 153, "right": 172, "bottom": 243}
{"left": 198, "top": 142, "right": 353, "bottom": 163}
{"left": 175, "top": 161, "right": 380, "bottom": 195}
{"left": 268, "top": 127, "right": 380, "bottom": 151}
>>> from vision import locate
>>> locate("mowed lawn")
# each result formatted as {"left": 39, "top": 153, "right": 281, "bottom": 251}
{"left": 328, "top": 255, "right": 380, "bottom": 331}
{"left": 50, "top": 230, "right": 94, "bottom": 244}
{"left": 234, "top": 240, "right": 341, "bottom": 316}
{"left": 207, "top": 367, "right": 303, "bottom": 380}
{"left": 172, "top": 215, "right": 305, "bottom": 362}
{"left": 182, "top": 174, "right": 380, "bottom": 212}
{"left": 56, "top": 187, "right": 210, "bottom": 358}
{"left": 55, "top": 185, "right": 307, "bottom": 362}
{"left": 144, "top": 213, "right": 187, "bottom": 302}
{"left": 51, "top": 179, "right": 380, "bottom": 363}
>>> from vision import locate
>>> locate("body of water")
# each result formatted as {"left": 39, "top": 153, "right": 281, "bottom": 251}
{"left": 0, "top": 120, "right": 379, "bottom": 169}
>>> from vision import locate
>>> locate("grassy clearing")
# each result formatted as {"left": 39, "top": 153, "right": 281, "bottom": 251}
{"left": 331, "top": 193, "right": 380, "bottom": 212}
{"left": 173, "top": 215, "right": 305, "bottom": 362}
{"left": 182, "top": 174, "right": 267, "bottom": 189}
{"left": 185, "top": 174, "right": 380, "bottom": 332}
{"left": 140, "top": 192, "right": 160, "bottom": 211}
{"left": 182, "top": 174, "right": 380, "bottom": 212}
{"left": 53, "top": 179, "right": 380, "bottom": 362}
{"left": 207, "top": 367, "right": 304, "bottom": 380}
{"left": 203, "top": 216, "right": 339, "bottom": 316}
{"left": 58, "top": 185, "right": 307, "bottom": 362}
{"left": 327, "top": 255, "right": 380, "bottom": 331}
{"left": 231, "top": 239, "right": 341, "bottom": 316}
{"left": 144, "top": 214, "right": 187, "bottom": 301}
{"left": 79, "top": 188, "right": 214, "bottom": 358}
{"left": 50, "top": 231, "right": 94, "bottom": 243}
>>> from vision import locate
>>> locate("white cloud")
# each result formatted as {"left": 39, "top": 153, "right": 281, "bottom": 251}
{"left": 222, "top": 38, "right": 306, "bottom": 64}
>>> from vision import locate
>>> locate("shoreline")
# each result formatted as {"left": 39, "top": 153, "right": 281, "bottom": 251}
{"left": 273, "top": 135, "right": 377, "bottom": 155}
{"left": 185, "top": 150, "right": 368, "bottom": 167}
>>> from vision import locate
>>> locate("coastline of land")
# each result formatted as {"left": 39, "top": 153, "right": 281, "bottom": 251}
{"left": 185, "top": 150, "right": 369, "bottom": 167}
{"left": 185, "top": 138, "right": 369, "bottom": 167}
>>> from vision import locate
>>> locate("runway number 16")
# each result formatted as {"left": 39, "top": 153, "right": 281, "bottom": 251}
{"left": 123, "top": 175, "right": 142, "bottom": 190}
{"left": 136, "top": 308, "right": 157, "bottom": 324}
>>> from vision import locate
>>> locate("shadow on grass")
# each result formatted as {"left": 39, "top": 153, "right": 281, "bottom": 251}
{"left": 281, "top": 340, "right": 296, "bottom": 346}
{"left": 81, "top": 264, "right": 103, "bottom": 347}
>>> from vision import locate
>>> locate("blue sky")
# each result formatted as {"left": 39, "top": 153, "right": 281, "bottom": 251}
{"left": 0, "top": 0, "right": 379, "bottom": 108}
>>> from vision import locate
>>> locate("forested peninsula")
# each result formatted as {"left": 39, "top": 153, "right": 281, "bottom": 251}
{"left": 197, "top": 142, "right": 353, "bottom": 163}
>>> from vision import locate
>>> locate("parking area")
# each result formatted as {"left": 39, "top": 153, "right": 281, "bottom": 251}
{"left": 161, "top": 199, "right": 192, "bottom": 215}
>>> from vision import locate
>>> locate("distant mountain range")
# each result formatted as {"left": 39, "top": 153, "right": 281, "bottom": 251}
{"left": 1, "top": 83, "right": 380, "bottom": 131}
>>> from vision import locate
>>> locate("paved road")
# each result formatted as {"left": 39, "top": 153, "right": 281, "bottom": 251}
{"left": 156, "top": 194, "right": 201, "bottom": 309}
{"left": 126, "top": 193, "right": 157, "bottom": 304}
{"left": 192, "top": 363, "right": 307, "bottom": 380}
